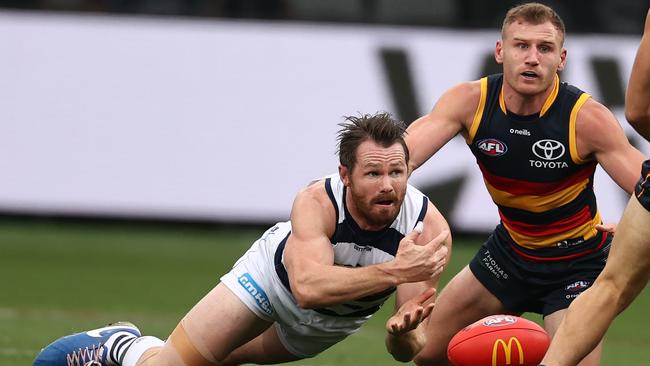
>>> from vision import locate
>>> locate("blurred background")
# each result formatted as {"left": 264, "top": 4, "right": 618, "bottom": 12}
{"left": 1, "top": 1, "right": 649, "bottom": 365}
{"left": 0, "top": 0, "right": 647, "bottom": 33}
{"left": 1, "top": 0, "right": 649, "bottom": 230}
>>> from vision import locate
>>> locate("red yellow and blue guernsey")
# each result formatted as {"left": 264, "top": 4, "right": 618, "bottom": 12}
{"left": 467, "top": 73, "right": 605, "bottom": 257}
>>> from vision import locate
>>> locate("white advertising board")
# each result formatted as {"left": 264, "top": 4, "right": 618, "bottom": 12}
{"left": 0, "top": 11, "right": 646, "bottom": 231}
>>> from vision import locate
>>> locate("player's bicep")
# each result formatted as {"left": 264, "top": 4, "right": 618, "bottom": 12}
{"left": 283, "top": 187, "right": 335, "bottom": 276}
{"left": 284, "top": 232, "right": 334, "bottom": 272}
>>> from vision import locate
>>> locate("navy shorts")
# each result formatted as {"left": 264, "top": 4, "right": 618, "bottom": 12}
{"left": 635, "top": 159, "right": 650, "bottom": 212}
{"left": 469, "top": 225, "right": 611, "bottom": 316}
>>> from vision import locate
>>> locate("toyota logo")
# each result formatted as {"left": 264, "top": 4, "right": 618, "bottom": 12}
{"left": 532, "top": 139, "right": 565, "bottom": 161}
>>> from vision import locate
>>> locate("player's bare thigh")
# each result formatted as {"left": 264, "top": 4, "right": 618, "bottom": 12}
{"left": 415, "top": 266, "right": 508, "bottom": 366}
{"left": 136, "top": 282, "right": 275, "bottom": 365}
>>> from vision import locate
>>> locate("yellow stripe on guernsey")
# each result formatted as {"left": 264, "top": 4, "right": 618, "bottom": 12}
{"left": 504, "top": 211, "right": 601, "bottom": 248}
{"left": 466, "top": 77, "right": 488, "bottom": 145}
{"left": 484, "top": 177, "right": 591, "bottom": 213}
{"left": 569, "top": 93, "right": 592, "bottom": 164}
{"left": 498, "top": 74, "right": 560, "bottom": 116}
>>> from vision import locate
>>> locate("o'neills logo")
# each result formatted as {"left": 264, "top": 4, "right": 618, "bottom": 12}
{"left": 477, "top": 138, "right": 508, "bottom": 156}
{"left": 492, "top": 337, "right": 524, "bottom": 366}
{"left": 483, "top": 315, "right": 518, "bottom": 327}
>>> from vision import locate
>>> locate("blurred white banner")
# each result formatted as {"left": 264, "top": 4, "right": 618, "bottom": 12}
{"left": 0, "top": 11, "right": 646, "bottom": 231}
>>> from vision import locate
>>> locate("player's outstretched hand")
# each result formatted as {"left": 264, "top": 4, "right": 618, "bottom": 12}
{"left": 392, "top": 225, "right": 449, "bottom": 283}
{"left": 386, "top": 287, "right": 437, "bottom": 335}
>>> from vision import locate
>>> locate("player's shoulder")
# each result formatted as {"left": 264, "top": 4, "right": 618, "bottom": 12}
{"left": 573, "top": 97, "right": 625, "bottom": 157}
{"left": 291, "top": 175, "right": 338, "bottom": 233}
{"left": 295, "top": 174, "right": 337, "bottom": 208}
{"left": 576, "top": 97, "right": 618, "bottom": 129}
{"left": 405, "top": 182, "right": 427, "bottom": 200}
{"left": 445, "top": 79, "right": 482, "bottom": 99}
{"left": 440, "top": 79, "right": 484, "bottom": 128}
{"left": 401, "top": 184, "right": 432, "bottom": 219}
{"left": 297, "top": 177, "right": 327, "bottom": 199}
{"left": 433, "top": 79, "right": 483, "bottom": 122}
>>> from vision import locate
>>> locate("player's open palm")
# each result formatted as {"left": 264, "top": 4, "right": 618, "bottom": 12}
{"left": 386, "top": 288, "right": 437, "bottom": 335}
{"left": 393, "top": 228, "right": 449, "bottom": 283}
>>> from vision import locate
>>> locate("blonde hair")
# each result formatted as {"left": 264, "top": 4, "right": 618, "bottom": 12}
{"left": 502, "top": 3, "right": 566, "bottom": 45}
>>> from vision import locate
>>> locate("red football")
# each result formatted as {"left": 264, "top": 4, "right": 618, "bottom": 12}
{"left": 447, "top": 315, "right": 550, "bottom": 366}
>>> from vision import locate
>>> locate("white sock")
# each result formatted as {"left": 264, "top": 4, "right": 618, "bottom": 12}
{"left": 103, "top": 331, "right": 138, "bottom": 365}
{"left": 121, "top": 336, "right": 165, "bottom": 366}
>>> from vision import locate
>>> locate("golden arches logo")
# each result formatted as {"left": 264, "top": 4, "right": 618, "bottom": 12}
{"left": 491, "top": 337, "right": 524, "bottom": 366}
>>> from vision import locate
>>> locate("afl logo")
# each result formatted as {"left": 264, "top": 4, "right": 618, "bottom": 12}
{"left": 477, "top": 138, "right": 507, "bottom": 156}
{"left": 483, "top": 315, "right": 518, "bottom": 327}
{"left": 532, "top": 139, "right": 565, "bottom": 160}
{"left": 566, "top": 280, "right": 591, "bottom": 292}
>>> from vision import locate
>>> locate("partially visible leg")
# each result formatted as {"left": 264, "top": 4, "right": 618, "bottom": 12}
{"left": 543, "top": 309, "right": 603, "bottom": 366}
{"left": 129, "top": 283, "right": 296, "bottom": 366}
{"left": 541, "top": 195, "right": 650, "bottom": 366}
{"left": 220, "top": 325, "right": 299, "bottom": 365}
{"left": 414, "top": 266, "right": 509, "bottom": 366}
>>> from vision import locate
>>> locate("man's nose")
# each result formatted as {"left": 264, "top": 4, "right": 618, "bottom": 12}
{"left": 379, "top": 175, "right": 394, "bottom": 192}
{"left": 524, "top": 48, "right": 540, "bottom": 65}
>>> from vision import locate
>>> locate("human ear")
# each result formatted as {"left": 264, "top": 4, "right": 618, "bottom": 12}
{"left": 495, "top": 40, "right": 504, "bottom": 64}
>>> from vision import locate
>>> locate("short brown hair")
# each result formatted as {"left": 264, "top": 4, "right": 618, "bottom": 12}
{"left": 337, "top": 112, "right": 409, "bottom": 171}
{"left": 502, "top": 3, "right": 566, "bottom": 45}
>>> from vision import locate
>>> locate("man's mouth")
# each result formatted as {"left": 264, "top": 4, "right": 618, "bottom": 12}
{"left": 374, "top": 199, "right": 395, "bottom": 206}
{"left": 521, "top": 71, "right": 539, "bottom": 79}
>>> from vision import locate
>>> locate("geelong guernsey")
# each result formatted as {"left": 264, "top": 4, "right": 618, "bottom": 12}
{"left": 467, "top": 73, "right": 602, "bottom": 251}
{"left": 274, "top": 173, "right": 428, "bottom": 317}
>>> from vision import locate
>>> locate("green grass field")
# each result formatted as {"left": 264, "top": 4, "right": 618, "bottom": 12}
{"left": 1, "top": 218, "right": 649, "bottom": 365}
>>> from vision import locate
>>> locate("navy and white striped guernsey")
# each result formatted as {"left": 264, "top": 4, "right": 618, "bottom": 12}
{"left": 274, "top": 173, "right": 429, "bottom": 318}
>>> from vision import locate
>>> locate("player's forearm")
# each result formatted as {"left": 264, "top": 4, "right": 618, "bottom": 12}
{"left": 289, "top": 262, "right": 399, "bottom": 309}
{"left": 385, "top": 327, "right": 425, "bottom": 362}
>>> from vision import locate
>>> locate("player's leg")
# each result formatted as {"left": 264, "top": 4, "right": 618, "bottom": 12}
{"left": 133, "top": 224, "right": 305, "bottom": 366}
{"left": 219, "top": 325, "right": 299, "bottom": 365}
{"left": 541, "top": 194, "right": 650, "bottom": 366}
{"left": 127, "top": 282, "right": 298, "bottom": 365}
{"left": 413, "top": 265, "right": 509, "bottom": 366}
{"left": 543, "top": 309, "right": 603, "bottom": 366}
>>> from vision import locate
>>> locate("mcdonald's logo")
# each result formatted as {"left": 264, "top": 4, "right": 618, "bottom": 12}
{"left": 492, "top": 337, "right": 524, "bottom": 366}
